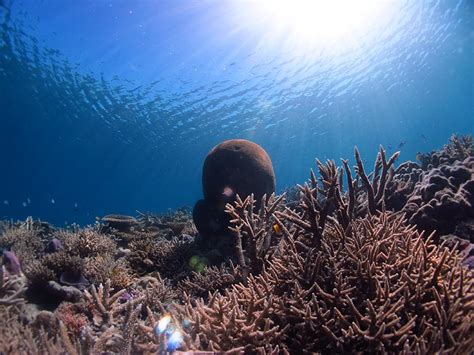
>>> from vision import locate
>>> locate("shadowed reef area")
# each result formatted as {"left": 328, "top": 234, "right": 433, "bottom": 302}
{"left": 0, "top": 134, "right": 473, "bottom": 354}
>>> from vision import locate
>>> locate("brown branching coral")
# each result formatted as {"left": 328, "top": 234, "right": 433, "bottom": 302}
{"left": 0, "top": 275, "right": 27, "bottom": 306}
{"left": 178, "top": 212, "right": 474, "bottom": 353}
{"left": 135, "top": 207, "right": 197, "bottom": 238}
{"left": 226, "top": 193, "right": 285, "bottom": 278}
{"left": 83, "top": 254, "right": 133, "bottom": 288}
{"left": 275, "top": 148, "right": 398, "bottom": 250}
{"left": 276, "top": 159, "right": 340, "bottom": 249}
{"left": 84, "top": 279, "right": 143, "bottom": 328}
{"left": 128, "top": 235, "right": 194, "bottom": 278}
{"left": 0, "top": 226, "right": 45, "bottom": 270}
{"left": 25, "top": 251, "right": 85, "bottom": 288}
{"left": 178, "top": 264, "right": 239, "bottom": 299}
{"left": 352, "top": 146, "right": 400, "bottom": 216}
{"left": 60, "top": 228, "right": 117, "bottom": 258}
{"left": 0, "top": 307, "right": 51, "bottom": 354}
{"left": 131, "top": 273, "right": 177, "bottom": 311}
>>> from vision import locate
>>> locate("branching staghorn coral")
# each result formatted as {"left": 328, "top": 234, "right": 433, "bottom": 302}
{"left": 275, "top": 159, "right": 340, "bottom": 249}
{"left": 128, "top": 236, "right": 195, "bottom": 278}
{"left": 274, "top": 149, "right": 398, "bottom": 250}
{"left": 177, "top": 211, "right": 474, "bottom": 353}
{"left": 178, "top": 263, "right": 239, "bottom": 299}
{"left": 0, "top": 226, "right": 45, "bottom": 270}
{"left": 0, "top": 306, "right": 47, "bottom": 354}
{"left": 0, "top": 275, "right": 27, "bottom": 306}
{"left": 226, "top": 193, "right": 285, "bottom": 279}
{"left": 84, "top": 279, "right": 143, "bottom": 328}
{"left": 60, "top": 228, "right": 117, "bottom": 258}
{"left": 353, "top": 146, "right": 400, "bottom": 216}
{"left": 177, "top": 279, "right": 287, "bottom": 352}
{"left": 84, "top": 255, "right": 133, "bottom": 289}
{"left": 131, "top": 273, "right": 178, "bottom": 311}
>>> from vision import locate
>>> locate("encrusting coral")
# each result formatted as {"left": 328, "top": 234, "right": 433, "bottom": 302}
{"left": 403, "top": 156, "right": 473, "bottom": 240}
{"left": 0, "top": 135, "right": 473, "bottom": 354}
{"left": 390, "top": 135, "right": 474, "bottom": 241}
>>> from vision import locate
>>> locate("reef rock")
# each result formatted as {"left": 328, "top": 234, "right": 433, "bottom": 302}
{"left": 47, "top": 280, "right": 83, "bottom": 303}
{"left": 194, "top": 139, "right": 275, "bottom": 235}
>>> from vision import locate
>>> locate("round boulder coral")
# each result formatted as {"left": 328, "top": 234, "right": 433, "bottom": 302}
{"left": 202, "top": 139, "right": 275, "bottom": 206}
{"left": 194, "top": 139, "right": 275, "bottom": 236}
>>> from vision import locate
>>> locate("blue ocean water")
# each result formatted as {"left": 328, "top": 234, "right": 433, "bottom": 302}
{"left": 0, "top": 0, "right": 473, "bottom": 226}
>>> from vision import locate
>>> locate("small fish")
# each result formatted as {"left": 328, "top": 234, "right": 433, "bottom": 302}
{"left": 73, "top": 202, "right": 79, "bottom": 212}
{"left": 3, "top": 200, "right": 9, "bottom": 206}
{"left": 51, "top": 198, "right": 55, "bottom": 204}
{"left": 398, "top": 141, "right": 406, "bottom": 148}
{"left": 22, "top": 202, "right": 27, "bottom": 207}
{"left": 27, "top": 198, "right": 31, "bottom": 204}
{"left": 421, "top": 134, "right": 427, "bottom": 142}
{"left": 273, "top": 223, "right": 282, "bottom": 235}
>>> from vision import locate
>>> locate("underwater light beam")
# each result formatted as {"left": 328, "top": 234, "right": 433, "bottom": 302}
{"left": 250, "top": 0, "right": 395, "bottom": 47}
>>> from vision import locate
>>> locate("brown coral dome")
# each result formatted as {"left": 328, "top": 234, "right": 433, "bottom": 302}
{"left": 202, "top": 139, "right": 276, "bottom": 206}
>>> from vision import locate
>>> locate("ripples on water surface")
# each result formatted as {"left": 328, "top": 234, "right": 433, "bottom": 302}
{"left": 0, "top": 0, "right": 473, "bottom": 224}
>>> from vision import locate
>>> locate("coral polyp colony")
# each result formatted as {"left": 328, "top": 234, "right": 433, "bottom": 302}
{"left": 0, "top": 135, "right": 473, "bottom": 353}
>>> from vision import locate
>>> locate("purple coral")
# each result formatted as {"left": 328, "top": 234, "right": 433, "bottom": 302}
{"left": 2, "top": 250, "right": 22, "bottom": 276}
{"left": 45, "top": 238, "right": 63, "bottom": 253}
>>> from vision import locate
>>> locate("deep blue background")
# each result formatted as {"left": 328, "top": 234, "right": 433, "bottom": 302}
{"left": 0, "top": 0, "right": 473, "bottom": 225}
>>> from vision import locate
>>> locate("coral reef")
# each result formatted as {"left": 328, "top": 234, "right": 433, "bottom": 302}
{"left": 178, "top": 212, "right": 474, "bottom": 353}
{"left": 384, "top": 135, "right": 474, "bottom": 242}
{"left": 193, "top": 139, "right": 276, "bottom": 236}
{"left": 0, "top": 135, "right": 473, "bottom": 353}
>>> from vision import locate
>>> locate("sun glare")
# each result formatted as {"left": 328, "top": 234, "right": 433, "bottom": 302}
{"left": 252, "top": 0, "right": 394, "bottom": 46}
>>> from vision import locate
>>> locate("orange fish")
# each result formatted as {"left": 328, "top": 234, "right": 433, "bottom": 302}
{"left": 273, "top": 223, "right": 282, "bottom": 235}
